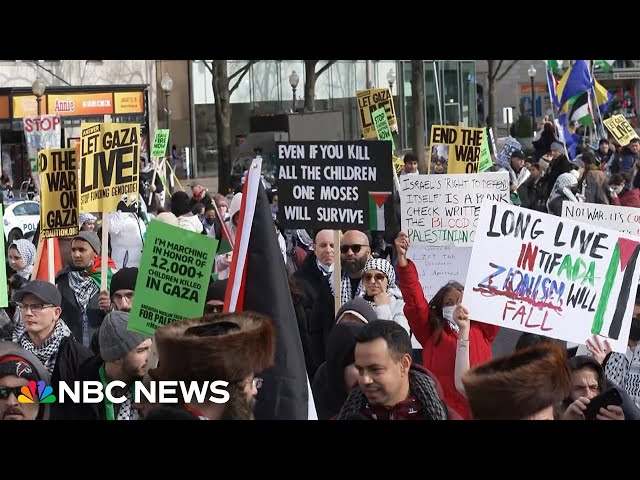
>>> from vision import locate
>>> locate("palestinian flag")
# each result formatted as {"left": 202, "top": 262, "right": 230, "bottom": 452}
{"left": 565, "top": 91, "right": 592, "bottom": 127}
{"left": 85, "top": 256, "right": 116, "bottom": 291}
{"left": 369, "top": 192, "right": 390, "bottom": 231}
{"left": 224, "top": 156, "right": 312, "bottom": 420}
{"left": 544, "top": 60, "right": 564, "bottom": 75}
{"left": 31, "top": 237, "right": 63, "bottom": 284}
{"left": 594, "top": 60, "right": 615, "bottom": 73}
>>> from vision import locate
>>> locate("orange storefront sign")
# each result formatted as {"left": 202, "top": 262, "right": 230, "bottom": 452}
{"left": 114, "top": 91, "right": 144, "bottom": 114}
{"left": 47, "top": 92, "right": 114, "bottom": 117}
{"left": 13, "top": 95, "right": 46, "bottom": 118}
{"left": 0, "top": 96, "right": 9, "bottom": 119}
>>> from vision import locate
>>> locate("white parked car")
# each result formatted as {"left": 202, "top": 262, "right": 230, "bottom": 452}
{"left": 3, "top": 200, "right": 39, "bottom": 245}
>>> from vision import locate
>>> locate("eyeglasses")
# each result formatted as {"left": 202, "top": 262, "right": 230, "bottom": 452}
{"left": 204, "top": 304, "right": 224, "bottom": 314}
{"left": 16, "top": 303, "right": 55, "bottom": 313}
{"left": 363, "top": 272, "right": 386, "bottom": 283}
{"left": 340, "top": 244, "right": 366, "bottom": 254}
{"left": 252, "top": 377, "right": 263, "bottom": 390}
{"left": 0, "top": 386, "right": 24, "bottom": 400}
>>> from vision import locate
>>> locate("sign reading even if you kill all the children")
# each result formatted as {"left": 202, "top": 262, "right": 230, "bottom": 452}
{"left": 462, "top": 201, "right": 640, "bottom": 352}
{"left": 128, "top": 221, "right": 217, "bottom": 336}
{"left": 276, "top": 141, "right": 393, "bottom": 230}
{"left": 399, "top": 171, "right": 509, "bottom": 247}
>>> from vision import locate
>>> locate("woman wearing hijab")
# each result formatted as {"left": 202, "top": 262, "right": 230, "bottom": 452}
{"left": 8, "top": 240, "right": 35, "bottom": 280}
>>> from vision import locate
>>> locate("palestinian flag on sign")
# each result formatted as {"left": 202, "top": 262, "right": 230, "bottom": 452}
{"left": 369, "top": 192, "right": 390, "bottom": 231}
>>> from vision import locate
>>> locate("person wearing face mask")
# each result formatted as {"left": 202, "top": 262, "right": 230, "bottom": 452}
{"left": 608, "top": 173, "right": 640, "bottom": 207}
{"left": 393, "top": 232, "right": 499, "bottom": 420}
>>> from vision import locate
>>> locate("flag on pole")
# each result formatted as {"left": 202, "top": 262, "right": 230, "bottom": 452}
{"left": 594, "top": 60, "right": 615, "bottom": 73}
{"left": 32, "top": 237, "right": 63, "bottom": 283}
{"left": 593, "top": 80, "right": 614, "bottom": 115}
{"left": 544, "top": 60, "right": 564, "bottom": 75}
{"left": 224, "top": 156, "right": 311, "bottom": 420}
{"left": 557, "top": 60, "right": 594, "bottom": 107}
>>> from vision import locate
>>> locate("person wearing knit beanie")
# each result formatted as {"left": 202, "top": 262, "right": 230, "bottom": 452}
{"left": 99, "top": 267, "right": 138, "bottom": 313}
{"left": 335, "top": 297, "right": 377, "bottom": 325}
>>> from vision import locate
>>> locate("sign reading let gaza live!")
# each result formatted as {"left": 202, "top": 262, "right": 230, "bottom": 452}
{"left": 38, "top": 147, "right": 79, "bottom": 238}
{"left": 79, "top": 122, "right": 140, "bottom": 212}
{"left": 276, "top": 141, "right": 393, "bottom": 230}
{"left": 463, "top": 201, "right": 640, "bottom": 353}
{"left": 128, "top": 221, "right": 217, "bottom": 336}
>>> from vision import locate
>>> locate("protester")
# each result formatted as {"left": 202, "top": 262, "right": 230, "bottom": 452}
{"left": 331, "top": 230, "right": 372, "bottom": 306}
{"left": 608, "top": 173, "right": 640, "bottom": 207}
{"left": 56, "top": 231, "right": 115, "bottom": 348}
{"left": 336, "top": 320, "right": 455, "bottom": 420}
{"left": 335, "top": 297, "right": 377, "bottom": 325}
{"left": 462, "top": 342, "right": 571, "bottom": 420}
{"left": 146, "top": 312, "right": 275, "bottom": 420}
{"left": 79, "top": 213, "right": 97, "bottom": 232}
{"left": 171, "top": 191, "right": 204, "bottom": 233}
{"left": 8, "top": 239, "right": 35, "bottom": 280}
{"left": 312, "top": 322, "right": 364, "bottom": 420}
{"left": 546, "top": 158, "right": 585, "bottom": 215}
{"left": 204, "top": 279, "right": 227, "bottom": 314}
{"left": 0, "top": 341, "right": 50, "bottom": 420}
{"left": 56, "top": 311, "right": 152, "bottom": 420}
{"left": 401, "top": 152, "right": 418, "bottom": 176}
{"left": 394, "top": 231, "right": 498, "bottom": 419}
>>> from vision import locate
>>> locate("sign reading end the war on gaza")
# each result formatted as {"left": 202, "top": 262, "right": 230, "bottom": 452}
{"left": 276, "top": 141, "right": 393, "bottom": 230}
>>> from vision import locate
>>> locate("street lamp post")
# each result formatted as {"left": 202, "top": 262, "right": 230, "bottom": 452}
{"left": 289, "top": 70, "right": 299, "bottom": 112}
{"left": 32, "top": 76, "right": 46, "bottom": 116}
{"left": 528, "top": 65, "right": 537, "bottom": 135}
{"left": 161, "top": 72, "right": 174, "bottom": 130}
{"left": 386, "top": 68, "right": 396, "bottom": 92}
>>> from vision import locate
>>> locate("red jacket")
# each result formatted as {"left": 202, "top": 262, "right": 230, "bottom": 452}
{"left": 611, "top": 188, "right": 640, "bottom": 208}
{"left": 396, "top": 260, "right": 499, "bottom": 420}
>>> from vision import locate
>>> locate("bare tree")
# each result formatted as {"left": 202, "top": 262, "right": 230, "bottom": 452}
{"left": 303, "top": 60, "right": 337, "bottom": 111}
{"left": 202, "top": 60, "right": 257, "bottom": 194}
{"left": 486, "top": 60, "right": 518, "bottom": 134}
{"left": 411, "top": 60, "right": 427, "bottom": 173}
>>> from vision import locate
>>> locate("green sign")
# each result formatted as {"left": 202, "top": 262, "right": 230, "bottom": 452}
{"left": 0, "top": 207, "right": 7, "bottom": 307}
{"left": 479, "top": 129, "right": 493, "bottom": 172}
{"left": 128, "top": 220, "right": 218, "bottom": 335}
{"left": 151, "top": 129, "right": 170, "bottom": 158}
{"left": 372, "top": 107, "right": 395, "bottom": 152}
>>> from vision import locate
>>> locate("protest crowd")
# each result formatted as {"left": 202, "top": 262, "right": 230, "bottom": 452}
{"left": 2, "top": 60, "right": 640, "bottom": 421}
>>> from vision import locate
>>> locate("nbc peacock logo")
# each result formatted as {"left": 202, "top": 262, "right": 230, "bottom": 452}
{"left": 17, "top": 380, "right": 56, "bottom": 404}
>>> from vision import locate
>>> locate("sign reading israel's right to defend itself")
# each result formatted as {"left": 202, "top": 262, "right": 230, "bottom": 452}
{"left": 463, "top": 201, "right": 640, "bottom": 353}
{"left": 276, "top": 141, "right": 393, "bottom": 230}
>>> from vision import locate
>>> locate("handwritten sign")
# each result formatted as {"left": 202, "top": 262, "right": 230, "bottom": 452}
{"left": 496, "top": 137, "right": 522, "bottom": 168}
{"left": 408, "top": 246, "right": 472, "bottom": 299}
{"left": 463, "top": 201, "right": 640, "bottom": 353}
{"left": 276, "top": 141, "right": 393, "bottom": 230}
{"left": 562, "top": 202, "right": 640, "bottom": 237}
{"left": 603, "top": 114, "right": 639, "bottom": 147}
{"left": 399, "top": 172, "right": 509, "bottom": 247}
{"left": 38, "top": 148, "right": 79, "bottom": 238}
{"left": 427, "top": 125, "right": 485, "bottom": 174}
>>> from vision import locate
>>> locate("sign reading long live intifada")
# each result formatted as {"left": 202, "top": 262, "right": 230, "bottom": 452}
{"left": 276, "top": 141, "right": 393, "bottom": 230}
{"left": 38, "top": 147, "right": 79, "bottom": 238}
{"left": 79, "top": 122, "right": 140, "bottom": 212}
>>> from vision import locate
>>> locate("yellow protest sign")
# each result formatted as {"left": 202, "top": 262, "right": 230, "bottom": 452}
{"left": 603, "top": 114, "right": 639, "bottom": 147}
{"left": 79, "top": 123, "right": 140, "bottom": 212}
{"left": 393, "top": 155, "right": 404, "bottom": 174}
{"left": 427, "top": 125, "right": 484, "bottom": 174}
{"left": 357, "top": 88, "right": 397, "bottom": 139}
{"left": 38, "top": 148, "right": 79, "bottom": 238}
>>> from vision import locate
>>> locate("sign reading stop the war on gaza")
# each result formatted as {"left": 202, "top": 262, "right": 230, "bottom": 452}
{"left": 79, "top": 122, "right": 140, "bottom": 212}
{"left": 38, "top": 147, "right": 79, "bottom": 238}
{"left": 276, "top": 141, "right": 394, "bottom": 230}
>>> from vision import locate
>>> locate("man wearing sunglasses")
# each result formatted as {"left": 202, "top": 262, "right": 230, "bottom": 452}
{"left": 334, "top": 231, "right": 372, "bottom": 306}
{"left": 0, "top": 342, "right": 50, "bottom": 420}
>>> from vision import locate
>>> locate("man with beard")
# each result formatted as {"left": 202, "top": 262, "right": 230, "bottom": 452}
{"left": 55, "top": 311, "right": 152, "bottom": 420}
{"left": 145, "top": 312, "right": 275, "bottom": 420}
{"left": 98, "top": 267, "right": 138, "bottom": 314}
{"left": 332, "top": 230, "right": 372, "bottom": 307}
{"left": 0, "top": 342, "right": 51, "bottom": 420}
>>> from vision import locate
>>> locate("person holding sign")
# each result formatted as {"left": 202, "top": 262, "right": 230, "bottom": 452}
{"left": 393, "top": 231, "right": 499, "bottom": 420}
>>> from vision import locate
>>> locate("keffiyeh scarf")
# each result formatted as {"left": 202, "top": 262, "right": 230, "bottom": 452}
{"left": 12, "top": 319, "right": 71, "bottom": 374}
{"left": 10, "top": 239, "right": 36, "bottom": 279}
{"left": 329, "top": 272, "right": 364, "bottom": 307}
